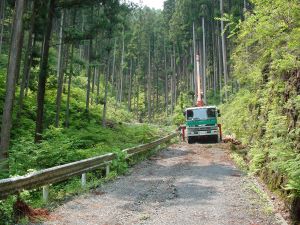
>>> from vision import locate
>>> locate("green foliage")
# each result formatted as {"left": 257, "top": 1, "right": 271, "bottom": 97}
{"left": 0, "top": 196, "right": 16, "bottom": 225}
{"left": 220, "top": 89, "right": 259, "bottom": 144}
{"left": 221, "top": 0, "right": 300, "bottom": 199}
{"left": 172, "top": 92, "right": 193, "bottom": 125}
{"left": 111, "top": 150, "right": 128, "bottom": 174}
{"left": 172, "top": 105, "right": 185, "bottom": 126}
{"left": 231, "top": 152, "right": 248, "bottom": 172}
{"left": 0, "top": 1, "right": 178, "bottom": 223}
{"left": 9, "top": 122, "right": 161, "bottom": 176}
{"left": 206, "top": 89, "right": 221, "bottom": 106}
{"left": 0, "top": 62, "right": 7, "bottom": 109}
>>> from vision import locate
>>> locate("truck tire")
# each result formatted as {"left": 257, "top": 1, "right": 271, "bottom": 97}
{"left": 213, "top": 135, "right": 219, "bottom": 143}
{"left": 188, "top": 137, "right": 194, "bottom": 144}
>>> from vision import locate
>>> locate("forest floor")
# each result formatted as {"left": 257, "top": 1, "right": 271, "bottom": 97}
{"left": 42, "top": 142, "right": 287, "bottom": 225}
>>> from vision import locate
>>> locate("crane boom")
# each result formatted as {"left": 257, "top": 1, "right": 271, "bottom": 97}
{"left": 196, "top": 54, "right": 204, "bottom": 107}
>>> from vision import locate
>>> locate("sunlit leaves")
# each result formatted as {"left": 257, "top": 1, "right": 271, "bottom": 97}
{"left": 222, "top": 0, "right": 300, "bottom": 197}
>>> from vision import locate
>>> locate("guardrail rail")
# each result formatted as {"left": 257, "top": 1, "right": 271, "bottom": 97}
{"left": 0, "top": 132, "right": 177, "bottom": 201}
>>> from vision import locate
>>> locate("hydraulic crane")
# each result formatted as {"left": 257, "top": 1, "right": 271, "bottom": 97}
{"left": 182, "top": 54, "right": 222, "bottom": 144}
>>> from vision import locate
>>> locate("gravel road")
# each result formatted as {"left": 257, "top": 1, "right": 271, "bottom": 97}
{"left": 44, "top": 142, "right": 286, "bottom": 225}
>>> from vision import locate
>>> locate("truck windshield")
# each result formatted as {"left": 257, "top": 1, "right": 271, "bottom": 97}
{"left": 186, "top": 108, "right": 216, "bottom": 121}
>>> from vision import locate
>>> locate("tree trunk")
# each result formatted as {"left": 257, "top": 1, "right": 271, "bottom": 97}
{"left": 111, "top": 38, "right": 116, "bottom": 98}
{"left": 128, "top": 58, "right": 133, "bottom": 111}
{"left": 217, "top": 22, "right": 223, "bottom": 103}
{"left": 91, "top": 66, "right": 95, "bottom": 104}
{"left": 147, "top": 39, "right": 151, "bottom": 120}
{"left": 85, "top": 39, "right": 92, "bottom": 113}
{"left": 79, "top": 12, "right": 84, "bottom": 61}
{"left": 55, "top": 10, "right": 65, "bottom": 127}
{"left": 62, "top": 44, "right": 70, "bottom": 94}
{"left": 173, "top": 45, "right": 177, "bottom": 107}
{"left": 136, "top": 81, "right": 140, "bottom": 121}
{"left": 18, "top": 0, "right": 37, "bottom": 115}
{"left": 15, "top": 22, "right": 25, "bottom": 86}
{"left": 115, "top": 67, "right": 119, "bottom": 107}
{"left": 0, "top": 0, "right": 3, "bottom": 24}
{"left": 193, "top": 22, "right": 197, "bottom": 100}
{"left": 184, "top": 56, "right": 188, "bottom": 92}
{"left": 0, "top": 0, "right": 5, "bottom": 55}
{"left": 164, "top": 40, "right": 168, "bottom": 116}
{"left": 190, "top": 46, "right": 193, "bottom": 92}
{"left": 111, "top": 38, "right": 116, "bottom": 83}
{"left": 202, "top": 17, "right": 207, "bottom": 104}
{"left": 0, "top": 0, "right": 25, "bottom": 174}
{"left": 220, "top": 0, "right": 228, "bottom": 100}
{"left": 119, "top": 29, "right": 125, "bottom": 103}
{"left": 35, "top": 0, "right": 56, "bottom": 143}
{"left": 56, "top": 10, "right": 65, "bottom": 79}
{"left": 25, "top": 37, "right": 36, "bottom": 97}
{"left": 96, "top": 66, "right": 101, "bottom": 105}
{"left": 212, "top": 21, "right": 217, "bottom": 97}
{"left": 170, "top": 76, "right": 173, "bottom": 115}
{"left": 102, "top": 55, "right": 110, "bottom": 127}
{"left": 170, "top": 52, "right": 173, "bottom": 115}
{"left": 65, "top": 10, "right": 76, "bottom": 127}
{"left": 155, "top": 60, "right": 159, "bottom": 113}
{"left": 65, "top": 44, "right": 74, "bottom": 128}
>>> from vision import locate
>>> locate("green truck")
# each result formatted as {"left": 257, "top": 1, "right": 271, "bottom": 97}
{"left": 184, "top": 106, "right": 221, "bottom": 144}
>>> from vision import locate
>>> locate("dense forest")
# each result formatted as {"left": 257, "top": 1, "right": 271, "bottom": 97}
{"left": 0, "top": 0, "right": 299, "bottom": 223}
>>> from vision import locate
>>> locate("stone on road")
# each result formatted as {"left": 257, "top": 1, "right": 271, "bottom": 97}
{"left": 44, "top": 143, "right": 284, "bottom": 225}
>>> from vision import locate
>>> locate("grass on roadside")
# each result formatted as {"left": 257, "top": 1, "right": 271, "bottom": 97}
{"left": 0, "top": 124, "right": 175, "bottom": 224}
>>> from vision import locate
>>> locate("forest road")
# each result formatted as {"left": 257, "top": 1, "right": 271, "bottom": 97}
{"left": 44, "top": 142, "right": 286, "bottom": 225}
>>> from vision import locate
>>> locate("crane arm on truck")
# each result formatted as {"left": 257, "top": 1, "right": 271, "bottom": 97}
{"left": 181, "top": 54, "right": 222, "bottom": 144}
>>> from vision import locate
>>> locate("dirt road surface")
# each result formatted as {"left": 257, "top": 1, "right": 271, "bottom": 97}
{"left": 44, "top": 142, "right": 286, "bottom": 225}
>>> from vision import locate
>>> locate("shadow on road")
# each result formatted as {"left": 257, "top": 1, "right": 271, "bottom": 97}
{"left": 104, "top": 145, "right": 242, "bottom": 210}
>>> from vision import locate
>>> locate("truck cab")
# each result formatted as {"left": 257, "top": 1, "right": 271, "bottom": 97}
{"left": 184, "top": 106, "right": 220, "bottom": 144}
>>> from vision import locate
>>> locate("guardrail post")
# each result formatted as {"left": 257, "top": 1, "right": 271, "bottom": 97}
{"left": 81, "top": 173, "right": 86, "bottom": 187}
{"left": 43, "top": 185, "right": 49, "bottom": 202}
{"left": 106, "top": 164, "right": 110, "bottom": 177}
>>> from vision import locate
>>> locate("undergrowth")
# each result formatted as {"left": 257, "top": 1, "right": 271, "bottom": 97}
{"left": 0, "top": 124, "right": 173, "bottom": 224}
{"left": 0, "top": 70, "right": 173, "bottom": 223}
{"left": 220, "top": 0, "right": 299, "bottom": 222}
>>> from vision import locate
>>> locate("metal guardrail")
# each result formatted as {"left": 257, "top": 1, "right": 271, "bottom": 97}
{"left": 0, "top": 132, "right": 177, "bottom": 200}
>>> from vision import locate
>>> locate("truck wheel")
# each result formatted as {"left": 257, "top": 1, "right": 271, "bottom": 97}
{"left": 213, "top": 135, "right": 219, "bottom": 143}
{"left": 188, "top": 137, "right": 194, "bottom": 144}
